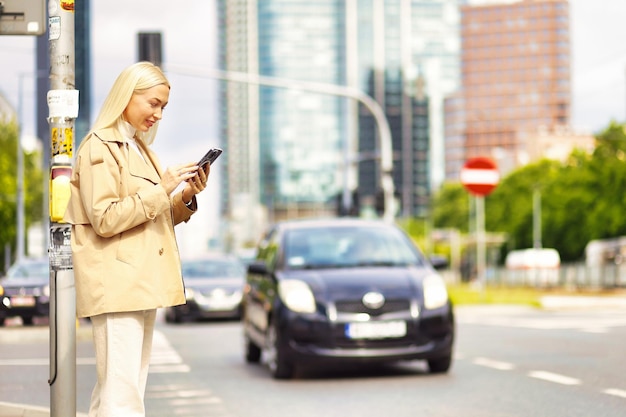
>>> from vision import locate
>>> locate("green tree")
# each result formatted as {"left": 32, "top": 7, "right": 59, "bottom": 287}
{"left": 423, "top": 120, "right": 626, "bottom": 264}
{"left": 431, "top": 181, "right": 470, "bottom": 233}
{"left": 486, "top": 159, "right": 561, "bottom": 250}
{"left": 0, "top": 118, "right": 44, "bottom": 271}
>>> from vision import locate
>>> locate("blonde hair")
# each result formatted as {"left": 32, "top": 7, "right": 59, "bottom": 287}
{"left": 89, "top": 61, "right": 170, "bottom": 145}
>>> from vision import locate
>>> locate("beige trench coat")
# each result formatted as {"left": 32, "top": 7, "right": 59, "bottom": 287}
{"left": 63, "top": 127, "right": 195, "bottom": 318}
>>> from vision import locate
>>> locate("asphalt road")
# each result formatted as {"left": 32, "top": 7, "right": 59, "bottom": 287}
{"left": 1, "top": 305, "right": 625, "bottom": 417}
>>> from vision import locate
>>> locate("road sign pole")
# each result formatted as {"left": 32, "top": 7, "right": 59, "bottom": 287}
{"left": 460, "top": 157, "right": 499, "bottom": 288}
{"left": 476, "top": 195, "right": 486, "bottom": 289}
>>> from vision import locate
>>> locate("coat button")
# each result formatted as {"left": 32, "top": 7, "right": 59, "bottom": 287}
{"left": 159, "top": 248, "right": 164, "bottom": 255}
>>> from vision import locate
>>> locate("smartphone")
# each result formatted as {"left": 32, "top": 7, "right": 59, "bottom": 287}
{"left": 198, "top": 147, "right": 223, "bottom": 168}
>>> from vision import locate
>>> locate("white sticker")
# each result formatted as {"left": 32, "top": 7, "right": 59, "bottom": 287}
{"left": 49, "top": 16, "right": 61, "bottom": 40}
{"left": 47, "top": 90, "right": 80, "bottom": 118}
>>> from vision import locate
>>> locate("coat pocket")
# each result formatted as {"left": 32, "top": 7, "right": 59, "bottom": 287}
{"left": 115, "top": 223, "right": 147, "bottom": 266}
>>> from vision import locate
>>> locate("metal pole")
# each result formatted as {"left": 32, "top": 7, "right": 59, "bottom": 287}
{"left": 48, "top": 1, "right": 77, "bottom": 416}
{"left": 166, "top": 65, "right": 396, "bottom": 222}
{"left": 533, "top": 188, "right": 542, "bottom": 249}
{"left": 16, "top": 75, "right": 25, "bottom": 261}
{"left": 476, "top": 195, "right": 486, "bottom": 289}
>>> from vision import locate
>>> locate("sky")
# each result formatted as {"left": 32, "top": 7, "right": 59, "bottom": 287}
{"left": 0, "top": 0, "right": 625, "bottom": 253}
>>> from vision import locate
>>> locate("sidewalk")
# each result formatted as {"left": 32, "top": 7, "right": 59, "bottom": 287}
{"left": 0, "top": 401, "right": 87, "bottom": 417}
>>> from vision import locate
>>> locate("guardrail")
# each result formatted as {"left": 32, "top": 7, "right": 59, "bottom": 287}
{"left": 441, "top": 262, "right": 626, "bottom": 289}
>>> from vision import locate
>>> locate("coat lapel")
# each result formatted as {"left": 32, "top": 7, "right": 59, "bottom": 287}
{"left": 128, "top": 143, "right": 161, "bottom": 184}
{"left": 93, "top": 127, "right": 162, "bottom": 184}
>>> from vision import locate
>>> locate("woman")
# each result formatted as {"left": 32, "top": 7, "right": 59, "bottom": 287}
{"left": 64, "top": 61, "right": 208, "bottom": 417}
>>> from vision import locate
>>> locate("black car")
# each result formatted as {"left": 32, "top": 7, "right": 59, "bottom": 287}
{"left": 0, "top": 258, "right": 50, "bottom": 326}
{"left": 242, "top": 218, "right": 455, "bottom": 379}
{"left": 165, "top": 254, "right": 246, "bottom": 323}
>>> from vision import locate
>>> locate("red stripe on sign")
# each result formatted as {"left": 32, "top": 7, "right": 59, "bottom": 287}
{"left": 460, "top": 169, "right": 499, "bottom": 185}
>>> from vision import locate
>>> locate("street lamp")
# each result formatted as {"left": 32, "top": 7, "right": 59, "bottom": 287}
{"left": 166, "top": 64, "right": 396, "bottom": 222}
{"left": 16, "top": 70, "right": 48, "bottom": 262}
{"left": 16, "top": 73, "right": 27, "bottom": 262}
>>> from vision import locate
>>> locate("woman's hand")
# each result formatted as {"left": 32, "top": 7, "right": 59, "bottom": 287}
{"left": 182, "top": 163, "right": 210, "bottom": 203}
{"left": 160, "top": 162, "right": 199, "bottom": 195}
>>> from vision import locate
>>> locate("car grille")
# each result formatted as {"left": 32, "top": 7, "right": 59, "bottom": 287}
{"left": 334, "top": 298, "right": 410, "bottom": 316}
{"left": 4, "top": 287, "right": 37, "bottom": 296}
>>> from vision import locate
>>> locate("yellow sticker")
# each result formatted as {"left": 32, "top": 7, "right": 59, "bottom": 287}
{"left": 61, "top": 0, "right": 75, "bottom": 12}
{"left": 51, "top": 127, "right": 73, "bottom": 157}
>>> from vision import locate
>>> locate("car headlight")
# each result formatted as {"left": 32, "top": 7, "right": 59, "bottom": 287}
{"left": 423, "top": 274, "right": 449, "bottom": 310}
{"left": 0, "top": 285, "right": 3, "bottom": 296}
{"left": 278, "top": 279, "right": 316, "bottom": 313}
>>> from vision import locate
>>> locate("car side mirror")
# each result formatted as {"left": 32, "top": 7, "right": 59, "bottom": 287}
{"left": 429, "top": 255, "right": 448, "bottom": 270}
{"left": 247, "top": 261, "right": 269, "bottom": 275}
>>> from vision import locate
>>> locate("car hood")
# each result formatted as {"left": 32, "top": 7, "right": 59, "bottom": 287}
{"left": 1, "top": 277, "right": 49, "bottom": 288}
{"left": 278, "top": 266, "right": 431, "bottom": 300}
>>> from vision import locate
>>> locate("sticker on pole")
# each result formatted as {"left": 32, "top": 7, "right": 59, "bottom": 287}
{"left": 460, "top": 157, "right": 499, "bottom": 196}
{"left": 47, "top": 89, "right": 79, "bottom": 118}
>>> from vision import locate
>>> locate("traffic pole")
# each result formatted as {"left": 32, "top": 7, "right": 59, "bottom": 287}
{"left": 460, "top": 157, "right": 500, "bottom": 289}
{"left": 47, "top": 1, "right": 78, "bottom": 416}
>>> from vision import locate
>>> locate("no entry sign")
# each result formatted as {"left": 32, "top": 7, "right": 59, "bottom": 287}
{"left": 460, "top": 157, "right": 499, "bottom": 196}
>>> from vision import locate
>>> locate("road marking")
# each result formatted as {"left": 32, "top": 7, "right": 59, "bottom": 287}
{"left": 169, "top": 397, "right": 223, "bottom": 406}
{"left": 580, "top": 327, "right": 609, "bottom": 334}
{"left": 528, "top": 370, "right": 581, "bottom": 386}
{"left": 604, "top": 388, "right": 626, "bottom": 399}
{"left": 473, "top": 357, "right": 515, "bottom": 371}
{"left": 147, "top": 389, "right": 215, "bottom": 399}
{"left": 148, "top": 330, "right": 190, "bottom": 373}
{"left": 0, "top": 330, "right": 188, "bottom": 374}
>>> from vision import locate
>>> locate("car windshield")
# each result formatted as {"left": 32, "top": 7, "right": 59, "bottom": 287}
{"left": 5, "top": 260, "right": 49, "bottom": 281}
{"left": 284, "top": 225, "right": 427, "bottom": 269}
{"left": 182, "top": 259, "right": 245, "bottom": 279}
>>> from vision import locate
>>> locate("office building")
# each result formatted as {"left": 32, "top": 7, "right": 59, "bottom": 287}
{"left": 446, "top": 0, "right": 571, "bottom": 178}
{"left": 218, "top": 0, "right": 461, "bottom": 235}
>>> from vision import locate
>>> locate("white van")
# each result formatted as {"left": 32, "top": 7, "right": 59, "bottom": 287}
{"left": 504, "top": 248, "right": 560, "bottom": 287}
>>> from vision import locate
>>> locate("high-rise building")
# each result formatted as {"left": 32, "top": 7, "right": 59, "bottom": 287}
{"left": 409, "top": 0, "right": 462, "bottom": 189}
{"left": 218, "top": 0, "right": 461, "bottom": 237}
{"left": 356, "top": 0, "right": 461, "bottom": 217}
{"left": 446, "top": 0, "right": 571, "bottom": 178}
{"left": 218, "top": 0, "right": 347, "bottom": 231}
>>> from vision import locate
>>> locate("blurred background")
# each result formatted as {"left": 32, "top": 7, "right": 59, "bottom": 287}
{"left": 1, "top": 0, "right": 626, "bottom": 288}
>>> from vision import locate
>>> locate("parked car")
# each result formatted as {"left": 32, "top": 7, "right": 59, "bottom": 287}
{"left": 165, "top": 254, "right": 246, "bottom": 323}
{"left": 0, "top": 258, "right": 50, "bottom": 326}
{"left": 242, "top": 218, "right": 455, "bottom": 379}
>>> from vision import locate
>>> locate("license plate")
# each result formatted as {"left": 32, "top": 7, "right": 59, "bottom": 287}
{"left": 345, "top": 320, "right": 407, "bottom": 339}
{"left": 10, "top": 296, "right": 36, "bottom": 307}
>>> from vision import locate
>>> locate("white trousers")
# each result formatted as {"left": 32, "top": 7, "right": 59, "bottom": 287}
{"left": 88, "top": 310, "right": 157, "bottom": 417}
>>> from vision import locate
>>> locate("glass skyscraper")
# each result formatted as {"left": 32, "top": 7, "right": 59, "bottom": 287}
{"left": 218, "top": 0, "right": 461, "bottom": 240}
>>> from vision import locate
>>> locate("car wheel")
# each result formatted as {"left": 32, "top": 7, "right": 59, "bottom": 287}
{"left": 244, "top": 336, "right": 261, "bottom": 363}
{"left": 0, "top": 317, "right": 5, "bottom": 327}
{"left": 166, "top": 309, "right": 185, "bottom": 324}
{"left": 165, "top": 309, "right": 175, "bottom": 323}
{"left": 427, "top": 355, "right": 452, "bottom": 373}
{"left": 265, "top": 320, "right": 294, "bottom": 379}
{"left": 21, "top": 316, "right": 34, "bottom": 326}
